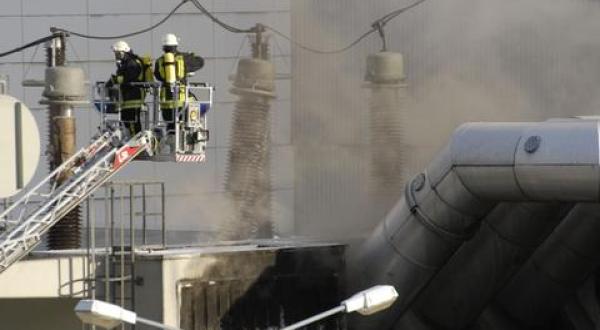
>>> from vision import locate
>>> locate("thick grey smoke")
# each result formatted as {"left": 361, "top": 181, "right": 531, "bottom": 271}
{"left": 291, "top": 0, "right": 600, "bottom": 241}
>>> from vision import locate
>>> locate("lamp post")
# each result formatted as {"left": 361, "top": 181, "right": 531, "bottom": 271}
{"left": 281, "top": 285, "right": 399, "bottom": 330}
{"left": 74, "top": 299, "right": 182, "bottom": 330}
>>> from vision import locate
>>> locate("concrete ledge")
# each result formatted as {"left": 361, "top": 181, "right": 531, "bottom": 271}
{"left": 0, "top": 256, "right": 88, "bottom": 298}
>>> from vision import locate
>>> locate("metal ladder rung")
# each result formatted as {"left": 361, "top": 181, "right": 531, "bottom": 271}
{"left": 61, "top": 192, "right": 83, "bottom": 199}
{"left": 22, "top": 219, "right": 48, "bottom": 224}
{"left": 134, "top": 212, "right": 162, "bottom": 216}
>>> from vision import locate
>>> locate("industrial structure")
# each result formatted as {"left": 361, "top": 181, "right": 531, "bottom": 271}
{"left": 3, "top": 0, "right": 600, "bottom": 329}
{"left": 223, "top": 24, "right": 277, "bottom": 240}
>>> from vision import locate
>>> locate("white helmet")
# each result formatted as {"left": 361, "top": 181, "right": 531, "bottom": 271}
{"left": 162, "top": 33, "right": 179, "bottom": 47}
{"left": 111, "top": 40, "right": 130, "bottom": 53}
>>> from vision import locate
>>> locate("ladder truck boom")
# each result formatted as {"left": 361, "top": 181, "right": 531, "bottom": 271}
{"left": 0, "top": 129, "right": 154, "bottom": 274}
{"left": 0, "top": 83, "right": 214, "bottom": 275}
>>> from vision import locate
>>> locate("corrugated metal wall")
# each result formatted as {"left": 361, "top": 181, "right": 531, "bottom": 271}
{"left": 0, "top": 0, "right": 292, "bottom": 241}
{"left": 291, "top": 0, "right": 600, "bottom": 239}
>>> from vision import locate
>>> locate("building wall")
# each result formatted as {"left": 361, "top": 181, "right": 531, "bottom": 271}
{"left": 290, "top": 0, "right": 600, "bottom": 240}
{"left": 0, "top": 0, "right": 292, "bottom": 240}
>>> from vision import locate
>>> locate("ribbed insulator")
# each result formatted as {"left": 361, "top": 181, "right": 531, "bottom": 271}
{"left": 368, "top": 84, "right": 407, "bottom": 211}
{"left": 45, "top": 38, "right": 66, "bottom": 67}
{"left": 365, "top": 51, "right": 407, "bottom": 216}
{"left": 222, "top": 94, "right": 273, "bottom": 240}
{"left": 46, "top": 106, "right": 80, "bottom": 250}
{"left": 252, "top": 40, "right": 270, "bottom": 61}
{"left": 47, "top": 208, "right": 81, "bottom": 249}
{"left": 44, "top": 39, "right": 80, "bottom": 250}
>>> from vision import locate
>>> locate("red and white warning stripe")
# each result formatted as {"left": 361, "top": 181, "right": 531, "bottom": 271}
{"left": 176, "top": 153, "right": 206, "bottom": 163}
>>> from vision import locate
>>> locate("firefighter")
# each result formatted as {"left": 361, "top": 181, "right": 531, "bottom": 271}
{"left": 106, "top": 40, "right": 145, "bottom": 135}
{"left": 154, "top": 33, "right": 205, "bottom": 133}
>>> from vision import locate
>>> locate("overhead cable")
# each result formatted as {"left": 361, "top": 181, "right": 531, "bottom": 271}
{"left": 188, "top": 0, "right": 254, "bottom": 33}
{"left": 378, "top": 0, "right": 427, "bottom": 25}
{"left": 262, "top": 0, "right": 427, "bottom": 54}
{"left": 0, "top": 35, "right": 56, "bottom": 59}
{"left": 265, "top": 26, "right": 375, "bottom": 55}
{"left": 51, "top": 0, "right": 189, "bottom": 40}
{"left": 0, "top": 0, "right": 427, "bottom": 59}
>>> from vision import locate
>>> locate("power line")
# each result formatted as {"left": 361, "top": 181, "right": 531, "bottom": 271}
{"left": 188, "top": 0, "right": 254, "bottom": 33}
{"left": 57, "top": 0, "right": 425, "bottom": 54}
{"left": 378, "top": 0, "right": 427, "bottom": 25}
{"left": 264, "top": 0, "right": 428, "bottom": 54}
{"left": 51, "top": 0, "right": 189, "bottom": 40}
{"left": 0, "top": 35, "right": 56, "bottom": 59}
{"left": 266, "top": 26, "right": 375, "bottom": 55}
{"left": 0, "top": 0, "right": 427, "bottom": 59}
{"left": 0, "top": 0, "right": 189, "bottom": 59}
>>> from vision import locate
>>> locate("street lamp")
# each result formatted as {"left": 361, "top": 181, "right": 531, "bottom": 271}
{"left": 74, "top": 299, "right": 182, "bottom": 330}
{"left": 281, "top": 285, "right": 399, "bottom": 330}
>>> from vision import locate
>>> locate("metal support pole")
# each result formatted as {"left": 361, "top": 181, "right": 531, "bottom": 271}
{"left": 153, "top": 84, "right": 160, "bottom": 126}
{"left": 161, "top": 183, "right": 166, "bottom": 247}
{"left": 142, "top": 184, "right": 147, "bottom": 245}
{"left": 14, "top": 102, "right": 23, "bottom": 190}
{"left": 120, "top": 186, "right": 125, "bottom": 312}
{"left": 90, "top": 193, "right": 96, "bottom": 300}
{"left": 143, "top": 94, "right": 150, "bottom": 132}
{"left": 86, "top": 197, "right": 91, "bottom": 297}
{"left": 104, "top": 186, "right": 111, "bottom": 303}
{"left": 129, "top": 184, "right": 134, "bottom": 257}
{"left": 99, "top": 83, "right": 106, "bottom": 130}
{"left": 173, "top": 84, "right": 180, "bottom": 153}
{"left": 129, "top": 184, "right": 135, "bottom": 329}
{"left": 110, "top": 187, "right": 115, "bottom": 249}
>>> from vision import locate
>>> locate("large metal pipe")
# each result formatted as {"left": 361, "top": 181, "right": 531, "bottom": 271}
{"left": 351, "top": 120, "right": 600, "bottom": 329}
{"left": 398, "top": 202, "right": 573, "bottom": 329}
{"left": 489, "top": 203, "right": 600, "bottom": 327}
{"left": 476, "top": 306, "right": 525, "bottom": 330}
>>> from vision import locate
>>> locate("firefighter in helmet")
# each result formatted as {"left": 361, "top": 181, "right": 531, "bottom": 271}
{"left": 154, "top": 33, "right": 205, "bottom": 134}
{"left": 106, "top": 40, "right": 146, "bottom": 135}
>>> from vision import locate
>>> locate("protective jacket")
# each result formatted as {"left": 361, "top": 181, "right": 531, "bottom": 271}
{"left": 107, "top": 53, "right": 145, "bottom": 109}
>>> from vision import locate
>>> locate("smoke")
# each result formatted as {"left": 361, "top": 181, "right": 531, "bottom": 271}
{"left": 291, "top": 0, "right": 600, "bottom": 240}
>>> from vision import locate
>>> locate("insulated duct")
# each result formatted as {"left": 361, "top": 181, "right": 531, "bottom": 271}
{"left": 477, "top": 307, "right": 524, "bottom": 330}
{"left": 488, "top": 203, "right": 600, "bottom": 327}
{"left": 365, "top": 52, "right": 407, "bottom": 217}
{"left": 351, "top": 120, "right": 600, "bottom": 330}
{"left": 396, "top": 202, "right": 573, "bottom": 329}
{"left": 222, "top": 28, "right": 276, "bottom": 240}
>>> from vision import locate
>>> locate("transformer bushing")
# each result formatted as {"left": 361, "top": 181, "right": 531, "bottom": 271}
{"left": 364, "top": 52, "right": 407, "bottom": 215}
{"left": 41, "top": 37, "right": 88, "bottom": 250}
{"left": 222, "top": 53, "right": 277, "bottom": 240}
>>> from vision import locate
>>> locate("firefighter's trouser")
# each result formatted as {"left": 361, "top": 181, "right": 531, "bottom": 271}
{"left": 121, "top": 107, "right": 142, "bottom": 136}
